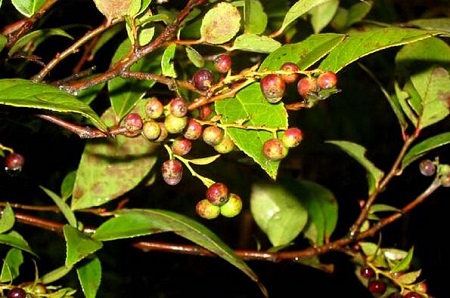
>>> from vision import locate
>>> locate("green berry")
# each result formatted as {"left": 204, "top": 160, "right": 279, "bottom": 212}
{"left": 262, "top": 138, "right": 288, "bottom": 161}
{"left": 164, "top": 114, "right": 188, "bottom": 134}
{"left": 196, "top": 199, "right": 220, "bottom": 219}
{"left": 220, "top": 193, "right": 243, "bottom": 217}
{"left": 213, "top": 135, "right": 235, "bottom": 154}
{"left": 202, "top": 126, "right": 224, "bottom": 146}
{"left": 142, "top": 120, "right": 162, "bottom": 140}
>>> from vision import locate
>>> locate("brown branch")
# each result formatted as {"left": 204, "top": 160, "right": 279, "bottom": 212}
{"left": 36, "top": 114, "right": 108, "bottom": 138}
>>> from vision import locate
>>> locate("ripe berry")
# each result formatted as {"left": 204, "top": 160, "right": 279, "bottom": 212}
{"left": 183, "top": 119, "right": 203, "bottom": 140}
{"left": 360, "top": 266, "right": 375, "bottom": 279}
{"left": 214, "top": 135, "right": 235, "bottom": 154}
{"left": 171, "top": 137, "right": 192, "bottom": 156}
{"left": 164, "top": 114, "right": 188, "bottom": 134}
{"left": 404, "top": 292, "right": 422, "bottom": 298}
{"left": 142, "top": 120, "right": 162, "bottom": 140}
{"left": 193, "top": 68, "right": 214, "bottom": 91}
{"left": 213, "top": 54, "right": 232, "bottom": 73}
{"left": 280, "top": 62, "right": 299, "bottom": 84}
{"left": 317, "top": 71, "right": 338, "bottom": 89}
{"left": 297, "top": 76, "right": 318, "bottom": 98}
{"left": 4, "top": 153, "right": 25, "bottom": 172}
{"left": 206, "top": 182, "right": 229, "bottom": 206}
{"left": 7, "top": 287, "right": 27, "bottom": 298}
{"left": 367, "top": 280, "right": 387, "bottom": 295}
{"left": 202, "top": 126, "right": 224, "bottom": 146}
{"left": 161, "top": 159, "right": 183, "bottom": 185}
{"left": 196, "top": 199, "right": 220, "bottom": 219}
{"left": 220, "top": 193, "right": 243, "bottom": 217}
{"left": 262, "top": 138, "right": 288, "bottom": 161}
{"left": 388, "top": 293, "right": 403, "bottom": 298}
{"left": 123, "top": 112, "right": 143, "bottom": 132}
{"left": 419, "top": 159, "right": 436, "bottom": 176}
{"left": 282, "top": 127, "right": 303, "bottom": 148}
{"left": 169, "top": 97, "right": 188, "bottom": 117}
{"left": 145, "top": 97, "right": 164, "bottom": 119}
{"left": 260, "top": 74, "right": 285, "bottom": 103}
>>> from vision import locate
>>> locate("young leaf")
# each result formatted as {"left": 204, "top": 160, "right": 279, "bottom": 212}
{"left": 369, "top": 204, "right": 400, "bottom": 215}
{"left": 319, "top": 27, "right": 443, "bottom": 73}
{"left": 244, "top": 0, "right": 268, "bottom": 35}
{"left": 215, "top": 83, "right": 288, "bottom": 179}
{"left": 0, "top": 248, "right": 23, "bottom": 282}
{"left": 201, "top": 2, "right": 241, "bottom": 44}
{"left": 40, "top": 186, "right": 77, "bottom": 228}
{"left": 60, "top": 170, "right": 77, "bottom": 201}
{"left": 0, "top": 79, "right": 108, "bottom": 132}
{"left": 161, "top": 43, "right": 177, "bottom": 78}
{"left": 390, "top": 246, "right": 414, "bottom": 273}
{"left": 8, "top": 28, "right": 73, "bottom": 56}
{"left": 230, "top": 34, "right": 281, "bottom": 53}
{"left": 39, "top": 265, "right": 74, "bottom": 284}
{"left": 77, "top": 256, "right": 102, "bottom": 298}
{"left": 326, "top": 140, "right": 384, "bottom": 195}
{"left": 12, "top": 0, "right": 46, "bottom": 17}
{"left": 395, "top": 269, "right": 422, "bottom": 285}
{"left": 71, "top": 105, "right": 159, "bottom": 210}
{"left": 407, "top": 18, "right": 450, "bottom": 32}
{"left": 401, "top": 132, "right": 450, "bottom": 170}
{"left": 309, "top": 0, "right": 339, "bottom": 34}
{"left": 185, "top": 46, "right": 204, "bottom": 68}
{"left": 250, "top": 181, "right": 308, "bottom": 247}
{"left": 63, "top": 225, "right": 103, "bottom": 267}
{"left": 0, "top": 231, "right": 36, "bottom": 256}
{"left": 0, "top": 203, "right": 15, "bottom": 234}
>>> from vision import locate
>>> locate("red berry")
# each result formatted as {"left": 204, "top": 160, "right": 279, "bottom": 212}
{"left": 297, "top": 76, "right": 318, "bottom": 98}
{"left": 193, "top": 68, "right": 214, "bottom": 91}
{"left": 169, "top": 97, "right": 188, "bottom": 117}
{"left": 161, "top": 159, "right": 183, "bottom": 185}
{"left": 196, "top": 199, "right": 220, "bottom": 219}
{"left": 317, "top": 71, "right": 337, "bottom": 89}
{"left": 214, "top": 54, "right": 232, "bottom": 73}
{"left": 145, "top": 97, "right": 164, "bottom": 119}
{"left": 282, "top": 127, "right": 303, "bottom": 148}
{"left": 202, "top": 126, "right": 224, "bottom": 146}
{"left": 419, "top": 159, "right": 436, "bottom": 176}
{"left": 404, "top": 292, "right": 422, "bottom": 298}
{"left": 280, "top": 62, "right": 299, "bottom": 84}
{"left": 260, "top": 74, "right": 285, "bottom": 103}
{"left": 123, "top": 112, "right": 143, "bottom": 132}
{"left": 206, "top": 182, "right": 229, "bottom": 206}
{"left": 199, "top": 104, "right": 213, "bottom": 120}
{"left": 360, "top": 266, "right": 375, "bottom": 279}
{"left": 4, "top": 153, "right": 25, "bottom": 171}
{"left": 171, "top": 137, "right": 192, "bottom": 156}
{"left": 367, "top": 280, "right": 387, "bottom": 295}
{"left": 7, "top": 287, "right": 27, "bottom": 298}
{"left": 262, "top": 138, "right": 288, "bottom": 161}
{"left": 388, "top": 293, "right": 403, "bottom": 298}
{"left": 183, "top": 119, "right": 203, "bottom": 140}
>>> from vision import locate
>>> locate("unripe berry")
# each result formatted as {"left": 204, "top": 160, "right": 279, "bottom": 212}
{"left": 122, "top": 112, "right": 143, "bottom": 132}
{"left": 7, "top": 287, "right": 27, "bottom": 298}
{"left": 193, "top": 68, "right": 214, "bottom": 91}
{"left": 145, "top": 97, "right": 164, "bottom": 119}
{"left": 169, "top": 97, "right": 188, "bottom": 117}
{"left": 282, "top": 127, "right": 303, "bottom": 148}
{"left": 214, "top": 54, "right": 232, "bottom": 73}
{"left": 260, "top": 74, "right": 285, "bottom": 103}
{"left": 262, "top": 138, "right": 288, "bottom": 161}
{"left": 317, "top": 71, "right": 338, "bottom": 89}
{"left": 297, "top": 76, "right": 318, "bottom": 98}
{"left": 440, "top": 172, "right": 450, "bottom": 187}
{"left": 213, "top": 135, "right": 235, "bottom": 154}
{"left": 183, "top": 119, "right": 203, "bottom": 140}
{"left": 171, "top": 137, "right": 192, "bottom": 156}
{"left": 206, "top": 182, "right": 229, "bottom": 206}
{"left": 4, "top": 153, "right": 25, "bottom": 172}
{"left": 202, "top": 126, "right": 224, "bottom": 146}
{"left": 161, "top": 159, "right": 183, "bottom": 185}
{"left": 220, "top": 193, "right": 243, "bottom": 217}
{"left": 142, "top": 120, "right": 162, "bottom": 140}
{"left": 196, "top": 199, "right": 220, "bottom": 219}
{"left": 360, "top": 266, "right": 375, "bottom": 279}
{"left": 280, "top": 62, "right": 299, "bottom": 84}
{"left": 164, "top": 114, "right": 188, "bottom": 134}
{"left": 367, "top": 280, "right": 387, "bottom": 295}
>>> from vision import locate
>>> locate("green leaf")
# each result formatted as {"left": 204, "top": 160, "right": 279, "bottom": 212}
{"left": 8, "top": 28, "right": 73, "bottom": 56}
{"left": 0, "top": 79, "right": 108, "bottom": 132}
{"left": 161, "top": 43, "right": 177, "bottom": 78}
{"left": 401, "top": 132, "right": 450, "bottom": 170}
{"left": 326, "top": 140, "right": 384, "bottom": 195}
{"left": 230, "top": 34, "right": 281, "bottom": 53}
{"left": 346, "top": 0, "right": 373, "bottom": 28}
{"left": 0, "top": 248, "right": 23, "bottom": 282}
{"left": 0, "top": 230, "right": 36, "bottom": 256}
{"left": 63, "top": 225, "right": 102, "bottom": 267}
{"left": 77, "top": 256, "right": 102, "bottom": 298}
{"left": 12, "top": 0, "right": 46, "bottom": 17}
{"left": 40, "top": 186, "right": 77, "bottom": 227}
{"left": 71, "top": 104, "right": 159, "bottom": 210}
{"left": 259, "top": 33, "right": 345, "bottom": 71}
{"left": 39, "top": 265, "right": 73, "bottom": 284}
{"left": 185, "top": 46, "right": 204, "bottom": 68}
{"left": 369, "top": 204, "right": 400, "bottom": 214}
{"left": 0, "top": 203, "right": 15, "bottom": 234}
{"left": 395, "top": 269, "right": 422, "bottom": 285}
{"left": 215, "top": 83, "right": 288, "bottom": 179}
{"left": 0, "top": 34, "right": 7, "bottom": 52}
{"left": 408, "top": 18, "right": 450, "bottom": 33}
{"left": 320, "top": 27, "right": 443, "bottom": 73}
{"left": 278, "top": 0, "right": 335, "bottom": 34}
{"left": 250, "top": 181, "right": 308, "bottom": 247}
{"left": 201, "top": 2, "right": 241, "bottom": 44}
{"left": 390, "top": 246, "right": 414, "bottom": 273}
{"left": 96, "top": 209, "right": 267, "bottom": 296}
{"left": 61, "top": 170, "right": 77, "bottom": 201}
{"left": 244, "top": 0, "right": 267, "bottom": 35}
{"left": 309, "top": 0, "right": 339, "bottom": 34}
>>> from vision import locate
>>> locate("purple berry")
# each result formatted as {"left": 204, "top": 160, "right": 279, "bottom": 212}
{"left": 161, "top": 159, "right": 183, "bottom": 185}
{"left": 8, "top": 287, "right": 27, "bottom": 298}
{"left": 214, "top": 54, "right": 232, "bottom": 73}
{"left": 367, "top": 280, "right": 387, "bottom": 295}
{"left": 260, "top": 74, "right": 285, "bottom": 103}
{"left": 193, "top": 68, "right": 214, "bottom": 91}
{"left": 169, "top": 97, "right": 188, "bottom": 117}
{"left": 206, "top": 182, "right": 229, "bottom": 206}
{"left": 419, "top": 159, "right": 436, "bottom": 176}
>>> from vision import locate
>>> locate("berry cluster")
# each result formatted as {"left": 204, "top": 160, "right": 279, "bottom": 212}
{"left": 419, "top": 158, "right": 450, "bottom": 187}
{"left": 196, "top": 183, "right": 243, "bottom": 219}
{"left": 5, "top": 282, "right": 47, "bottom": 298}
{"left": 262, "top": 127, "right": 303, "bottom": 162}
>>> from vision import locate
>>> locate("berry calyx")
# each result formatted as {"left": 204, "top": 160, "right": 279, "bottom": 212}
{"left": 206, "top": 182, "right": 229, "bottom": 206}
{"left": 193, "top": 68, "right": 214, "bottom": 91}
{"left": 262, "top": 138, "right": 288, "bottom": 161}
{"left": 367, "top": 280, "right": 387, "bottom": 295}
{"left": 280, "top": 62, "right": 299, "bottom": 84}
{"left": 196, "top": 199, "right": 221, "bottom": 219}
{"left": 220, "top": 193, "right": 242, "bottom": 217}
{"left": 169, "top": 97, "right": 188, "bottom": 117}
{"left": 213, "top": 54, "right": 232, "bottom": 73}
{"left": 360, "top": 266, "right": 375, "bottom": 279}
{"left": 145, "top": 97, "right": 164, "bottom": 119}
{"left": 419, "top": 159, "right": 436, "bottom": 176}
{"left": 260, "top": 74, "right": 285, "bottom": 104}
{"left": 183, "top": 119, "right": 203, "bottom": 140}
{"left": 161, "top": 159, "right": 183, "bottom": 185}
{"left": 164, "top": 114, "right": 188, "bottom": 134}
{"left": 122, "top": 112, "right": 143, "bottom": 132}
{"left": 4, "top": 152, "right": 25, "bottom": 172}
{"left": 171, "top": 137, "right": 192, "bottom": 156}
{"left": 317, "top": 71, "right": 338, "bottom": 89}
{"left": 7, "top": 287, "right": 27, "bottom": 298}
{"left": 282, "top": 127, "right": 303, "bottom": 148}
{"left": 202, "top": 126, "right": 224, "bottom": 146}
{"left": 297, "top": 76, "right": 318, "bottom": 98}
